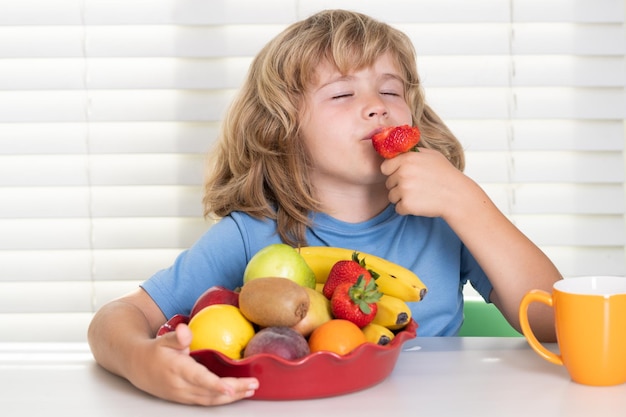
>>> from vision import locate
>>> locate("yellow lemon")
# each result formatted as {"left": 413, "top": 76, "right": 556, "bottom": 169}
{"left": 188, "top": 304, "right": 255, "bottom": 359}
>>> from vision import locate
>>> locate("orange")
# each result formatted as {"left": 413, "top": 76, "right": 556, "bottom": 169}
{"left": 308, "top": 319, "right": 367, "bottom": 355}
{"left": 187, "top": 304, "right": 255, "bottom": 359}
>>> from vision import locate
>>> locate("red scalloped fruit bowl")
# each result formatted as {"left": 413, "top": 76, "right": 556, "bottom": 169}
{"left": 157, "top": 315, "right": 417, "bottom": 400}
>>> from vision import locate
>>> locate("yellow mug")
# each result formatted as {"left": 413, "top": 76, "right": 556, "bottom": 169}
{"left": 519, "top": 276, "right": 626, "bottom": 386}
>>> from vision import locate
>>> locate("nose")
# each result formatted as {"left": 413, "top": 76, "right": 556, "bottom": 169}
{"left": 364, "top": 95, "right": 388, "bottom": 119}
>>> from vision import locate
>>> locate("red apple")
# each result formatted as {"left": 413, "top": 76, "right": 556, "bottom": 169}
{"left": 190, "top": 286, "right": 240, "bottom": 318}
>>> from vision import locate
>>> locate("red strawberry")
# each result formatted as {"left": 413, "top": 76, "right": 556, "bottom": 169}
{"left": 330, "top": 275, "right": 382, "bottom": 328}
{"left": 371, "top": 124, "right": 421, "bottom": 159}
{"left": 322, "top": 252, "right": 379, "bottom": 300}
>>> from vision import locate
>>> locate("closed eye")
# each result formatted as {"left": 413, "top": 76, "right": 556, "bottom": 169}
{"left": 332, "top": 93, "right": 353, "bottom": 99}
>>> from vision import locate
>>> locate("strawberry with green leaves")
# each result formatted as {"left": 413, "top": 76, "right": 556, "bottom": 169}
{"left": 330, "top": 275, "right": 383, "bottom": 328}
{"left": 322, "top": 251, "right": 379, "bottom": 300}
{"left": 371, "top": 124, "right": 421, "bottom": 159}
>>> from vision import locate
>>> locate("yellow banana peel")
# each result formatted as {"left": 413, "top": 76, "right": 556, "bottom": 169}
{"left": 362, "top": 322, "right": 396, "bottom": 345}
{"left": 298, "top": 246, "right": 427, "bottom": 302}
{"left": 371, "top": 294, "right": 412, "bottom": 330}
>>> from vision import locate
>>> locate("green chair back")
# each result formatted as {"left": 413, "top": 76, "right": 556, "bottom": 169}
{"left": 458, "top": 299, "right": 522, "bottom": 337}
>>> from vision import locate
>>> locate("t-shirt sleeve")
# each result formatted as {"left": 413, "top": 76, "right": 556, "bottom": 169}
{"left": 140, "top": 216, "right": 249, "bottom": 319}
{"left": 461, "top": 244, "right": 493, "bottom": 303}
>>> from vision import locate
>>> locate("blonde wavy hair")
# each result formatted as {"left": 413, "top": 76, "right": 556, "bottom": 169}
{"left": 203, "top": 9, "right": 464, "bottom": 246}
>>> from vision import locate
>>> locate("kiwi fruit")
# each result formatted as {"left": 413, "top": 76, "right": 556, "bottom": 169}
{"left": 238, "top": 277, "right": 310, "bottom": 327}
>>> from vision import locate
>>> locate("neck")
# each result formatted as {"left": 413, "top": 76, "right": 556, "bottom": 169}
{"left": 315, "top": 184, "right": 390, "bottom": 223}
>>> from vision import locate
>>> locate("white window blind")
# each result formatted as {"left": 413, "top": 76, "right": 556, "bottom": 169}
{"left": 0, "top": 0, "right": 624, "bottom": 342}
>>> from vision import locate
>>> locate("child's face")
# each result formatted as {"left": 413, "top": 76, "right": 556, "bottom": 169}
{"left": 300, "top": 53, "right": 413, "bottom": 190}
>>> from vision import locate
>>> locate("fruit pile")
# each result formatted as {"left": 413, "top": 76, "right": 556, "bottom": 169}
{"left": 182, "top": 244, "right": 428, "bottom": 361}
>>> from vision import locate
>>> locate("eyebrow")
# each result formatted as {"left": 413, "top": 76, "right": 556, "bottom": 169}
{"left": 315, "top": 73, "right": 403, "bottom": 92}
{"left": 315, "top": 74, "right": 353, "bottom": 91}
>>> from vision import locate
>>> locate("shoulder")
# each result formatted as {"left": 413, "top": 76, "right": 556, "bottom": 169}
{"left": 215, "top": 212, "right": 282, "bottom": 259}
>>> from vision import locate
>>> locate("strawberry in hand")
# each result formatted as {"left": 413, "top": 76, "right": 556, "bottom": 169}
{"left": 322, "top": 252, "right": 379, "bottom": 300}
{"left": 331, "top": 275, "right": 383, "bottom": 328}
{"left": 371, "top": 124, "right": 421, "bottom": 159}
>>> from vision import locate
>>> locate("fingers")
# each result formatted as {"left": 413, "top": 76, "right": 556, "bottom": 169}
{"left": 167, "top": 360, "right": 259, "bottom": 405}
{"left": 183, "top": 373, "right": 259, "bottom": 406}
{"left": 156, "top": 323, "right": 191, "bottom": 353}
{"left": 174, "top": 323, "right": 193, "bottom": 352}
{"left": 154, "top": 323, "right": 260, "bottom": 405}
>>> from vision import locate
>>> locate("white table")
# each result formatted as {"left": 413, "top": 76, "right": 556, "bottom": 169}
{"left": 1, "top": 337, "right": 625, "bottom": 417}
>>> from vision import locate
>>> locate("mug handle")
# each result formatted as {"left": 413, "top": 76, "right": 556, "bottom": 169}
{"left": 519, "top": 289, "right": 563, "bottom": 366}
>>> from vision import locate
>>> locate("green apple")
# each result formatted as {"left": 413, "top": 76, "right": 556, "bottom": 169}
{"left": 243, "top": 243, "right": 316, "bottom": 289}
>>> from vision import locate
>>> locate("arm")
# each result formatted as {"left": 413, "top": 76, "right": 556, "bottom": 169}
{"left": 87, "top": 288, "right": 259, "bottom": 405}
{"left": 381, "top": 149, "right": 562, "bottom": 341}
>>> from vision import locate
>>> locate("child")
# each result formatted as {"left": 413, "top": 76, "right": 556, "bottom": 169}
{"left": 88, "top": 9, "right": 562, "bottom": 405}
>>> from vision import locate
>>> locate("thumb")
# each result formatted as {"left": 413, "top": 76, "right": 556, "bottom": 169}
{"left": 160, "top": 323, "right": 193, "bottom": 353}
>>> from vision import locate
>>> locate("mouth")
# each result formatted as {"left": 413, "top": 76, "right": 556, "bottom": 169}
{"left": 364, "top": 127, "right": 385, "bottom": 141}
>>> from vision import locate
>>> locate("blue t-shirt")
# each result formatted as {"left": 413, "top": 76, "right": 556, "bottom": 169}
{"left": 141, "top": 204, "right": 492, "bottom": 336}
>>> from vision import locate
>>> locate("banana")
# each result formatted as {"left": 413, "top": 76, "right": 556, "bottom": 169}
{"left": 371, "top": 294, "right": 412, "bottom": 330}
{"left": 298, "top": 246, "right": 427, "bottom": 302}
{"left": 362, "top": 322, "right": 395, "bottom": 345}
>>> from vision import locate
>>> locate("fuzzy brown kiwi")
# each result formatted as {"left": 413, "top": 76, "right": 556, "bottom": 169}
{"left": 238, "top": 277, "right": 310, "bottom": 327}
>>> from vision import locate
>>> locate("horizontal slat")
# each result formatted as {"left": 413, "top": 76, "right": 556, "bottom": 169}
{"left": 513, "top": 87, "right": 625, "bottom": 119}
{"left": 509, "top": 120, "right": 624, "bottom": 151}
{"left": 91, "top": 217, "right": 212, "bottom": 249}
{"left": 0, "top": 250, "right": 92, "bottom": 282}
{"left": 0, "top": 219, "right": 92, "bottom": 250}
{"left": 512, "top": 56, "right": 625, "bottom": 87}
{"left": 3, "top": 55, "right": 622, "bottom": 91}
{"left": 542, "top": 247, "right": 625, "bottom": 278}
{"left": 0, "top": 155, "right": 89, "bottom": 186}
{"left": 513, "top": 152, "right": 624, "bottom": 183}
{"left": 0, "top": 249, "right": 183, "bottom": 282}
{"left": 90, "top": 154, "right": 205, "bottom": 185}
{"left": 90, "top": 186, "right": 204, "bottom": 217}
{"left": 0, "top": 57, "right": 252, "bottom": 90}
{"left": 0, "top": 187, "right": 90, "bottom": 217}
{"left": 451, "top": 120, "right": 624, "bottom": 152}
{"left": 482, "top": 184, "right": 625, "bottom": 215}
{"left": 0, "top": 281, "right": 93, "bottom": 313}
{"left": 0, "top": 25, "right": 285, "bottom": 58}
{"left": 420, "top": 55, "right": 624, "bottom": 88}
{"left": 0, "top": 217, "right": 211, "bottom": 250}
{"left": 0, "top": 185, "right": 204, "bottom": 218}
{"left": 430, "top": 87, "right": 626, "bottom": 120}
{"left": 0, "top": 122, "right": 218, "bottom": 155}
{"left": 514, "top": 215, "right": 625, "bottom": 246}
{"left": 0, "top": 313, "right": 93, "bottom": 342}
{"left": 1, "top": 154, "right": 204, "bottom": 186}
{"left": 466, "top": 151, "right": 624, "bottom": 184}
{"left": 513, "top": 0, "right": 624, "bottom": 23}
{"left": 2, "top": 0, "right": 620, "bottom": 26}
{"left": 2, "top": 23, "right": 623, "bottom": 59}
{"left": 0, "top": 123, "right": 87, "bottom": 154}
{"left": 0, "top": 90, "right": 236, "bottom": 122}
{"left": 512, "top": 23, "right": 626, "bottom": 55}
{"left": 0, "top": 0, "right": 299, "bottom": 26}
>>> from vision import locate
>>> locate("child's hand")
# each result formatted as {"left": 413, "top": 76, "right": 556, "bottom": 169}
{"left": 131, "top": 323, "right": 259, "bottom": 405}
{"left": 380, "top": 148, "right": 473, "bottom": 219}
